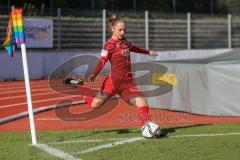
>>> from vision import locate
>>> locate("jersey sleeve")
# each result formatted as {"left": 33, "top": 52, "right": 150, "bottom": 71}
{"left": 130, "top": 45, "right": 149, "bottom": 55}
{"left": 92, "top": 43, "right": 113, "bottom": 76}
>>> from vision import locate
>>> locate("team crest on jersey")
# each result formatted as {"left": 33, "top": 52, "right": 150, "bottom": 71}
{"left": 121, "top": 49, "right": 130, "bottom": 57}
{"left": 101, "top": 49, "right": 108, "bottom": 57}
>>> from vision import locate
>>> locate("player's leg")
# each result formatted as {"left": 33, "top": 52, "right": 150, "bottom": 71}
{"left": 84, "top": 91, "right": 112, "bottom": 109}
{"left": 84, "top": 74, "right": 116, "bottom": 109}
{"left": 128, "top": 96, "right": 151, "bottom": 126}
{"left": 120, "top": 86, "right": 151, "bottom": 126}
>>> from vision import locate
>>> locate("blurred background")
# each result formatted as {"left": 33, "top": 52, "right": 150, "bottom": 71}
{"left": 1, "top": 0, "right": 240, "bottom": 16}
{"left": 0, "top": 0, "right": 240, "bottom": 51}
{"left": 1, "top": 0, "right": 240, "bottom": 133}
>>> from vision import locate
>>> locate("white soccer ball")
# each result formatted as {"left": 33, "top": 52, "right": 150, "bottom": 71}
{"left": 141, "top": 121, "right": 161, "bottom": 138}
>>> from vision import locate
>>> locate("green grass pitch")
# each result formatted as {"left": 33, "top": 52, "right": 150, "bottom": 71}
{"left": 1, "top": 123, "right": 240, "bottom": 160}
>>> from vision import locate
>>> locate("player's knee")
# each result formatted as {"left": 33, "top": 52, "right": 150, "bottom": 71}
{"left": 137, "top": 98, "right": 148, "bottom": 106}
{"left": 90, "top": 100, "right": 103, "bottom": 109}
{"left": 130, "top": 97, "right": 148, "bottom": 107}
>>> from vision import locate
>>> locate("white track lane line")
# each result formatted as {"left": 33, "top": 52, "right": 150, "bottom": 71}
{"left": 0, "top": 91, "right": 59, "bottom": 100}
{"left": 0, "top": 88, "right": 52, "bottom": 95}
{"left": 0, "top": 81, "right": 48, "bottom": 87}
{"left": 0, "top": 86, "right": 101, "bottom": 100}
{"left": 0, "top": 81, "right": 103, "bottom": 89}
{"left": 0, "top": 85, "right": 49, "bottom": 91}
{"left": 0, "top": 83, "right": 102, "bottom": 91}
{"left": 1, "top": 85, "right": 55, "bottom": 92}
{"left": 35, "top": 143, "right": 81, "bottom": 160}
{"left": 0, "top": 95, "right": 81, "bottom": 109}
{"left": 0, "top": 85, "right": 101, "bottom": 95}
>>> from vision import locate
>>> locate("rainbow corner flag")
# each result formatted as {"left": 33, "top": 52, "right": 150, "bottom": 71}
{"left": 11, "top": 8, "right": 25, "bottom": 44}
{"left": 2, "top": 8, "right": 25, "bottom": 57}
{"left": 2, "top": 17, "right": 14, "bottom": 57}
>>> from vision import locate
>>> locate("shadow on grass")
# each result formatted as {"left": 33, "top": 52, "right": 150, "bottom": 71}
{"left": 71, "top": 124, "right": 212, "bottom": 140}
{"left": 162, "top": 124, "right": 211, "bottom": 133}
{"left": 99, "top": 124, "right": 212, "bottom": 139}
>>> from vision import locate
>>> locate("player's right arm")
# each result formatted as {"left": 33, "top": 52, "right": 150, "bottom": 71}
{"left": 88, "top": 43, "right": 112, "bottom": 82}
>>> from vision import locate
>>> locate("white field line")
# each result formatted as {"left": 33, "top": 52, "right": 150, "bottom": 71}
{"left": 170, "top": 132, "right": 240, "bottom": 138}
{"left": 45, "top": 132, "right": 240, "bottom": 155}
{"left": 0, "top": 95, "right": 81, "bottom": 109}
{"left": 75, "top": 137, "right": 145, "bottom": 154}
{"left": 46, "top": 138, "right": 130, "bottom": 145}
{"left": 35, "top": 143, "right": 81, "bottom": 160}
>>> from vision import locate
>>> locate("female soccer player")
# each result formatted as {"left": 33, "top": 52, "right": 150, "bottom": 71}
{"left": 84, "top": 16, "right": 158, "bottom": 128}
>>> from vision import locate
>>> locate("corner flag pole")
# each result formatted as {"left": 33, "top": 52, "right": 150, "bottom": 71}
{"left": 12, "top": 9, "right": 37, "bottom": 145}
{"left": 21, "top": 43, "right": 37, "bottom": 145}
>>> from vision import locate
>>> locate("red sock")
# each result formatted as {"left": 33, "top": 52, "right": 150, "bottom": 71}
{"left": 78, "top": 87, "right": 95, "bottom": 105}
{"left": 138, "top": 106, "right": 151, "bottom": 126}
{"left": 84, "top": 96, "right": 94, "bottom": 105}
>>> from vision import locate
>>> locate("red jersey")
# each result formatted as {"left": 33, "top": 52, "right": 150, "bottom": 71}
{"left": 93, "top": 37, "right": 149, "bottom": 79}
{"left": 92, "top": 37, "right": 149, "bottom": 99}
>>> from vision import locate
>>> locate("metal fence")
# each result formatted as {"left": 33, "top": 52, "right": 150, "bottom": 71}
{"left": 1, "top": 9, "right": 240, "bottom": 51}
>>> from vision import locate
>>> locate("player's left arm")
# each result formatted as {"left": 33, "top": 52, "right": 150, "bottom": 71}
{"left": 130, "top": 45, "right": 158, "bottom": 56}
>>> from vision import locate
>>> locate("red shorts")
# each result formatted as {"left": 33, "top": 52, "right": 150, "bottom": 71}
{"left": 101, "top": 74, "right": 143, "bottom": 101}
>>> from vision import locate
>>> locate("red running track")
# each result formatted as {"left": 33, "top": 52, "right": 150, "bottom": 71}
{"left": 0, "top": 79, "right": 240, "bottom": 132}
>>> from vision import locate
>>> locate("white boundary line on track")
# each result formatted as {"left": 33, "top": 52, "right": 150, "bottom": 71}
{"left": 35, "top": 143, "right": 81, "bottom": 160}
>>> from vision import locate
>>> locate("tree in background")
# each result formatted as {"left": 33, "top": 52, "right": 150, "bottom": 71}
{"left": 217, "top": 0, "right": 240, "bottom": 14}
{"left": 1, "top": 0, "right": 240, "bottom": 15}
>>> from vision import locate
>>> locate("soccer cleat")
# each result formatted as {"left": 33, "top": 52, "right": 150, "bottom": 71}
{"left": 63, "top": 78, "right": 84, "bottom": 87}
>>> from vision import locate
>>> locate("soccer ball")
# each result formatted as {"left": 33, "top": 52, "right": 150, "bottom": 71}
{"left": 141, "top": 121, "right": 161, "bottom": 138}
